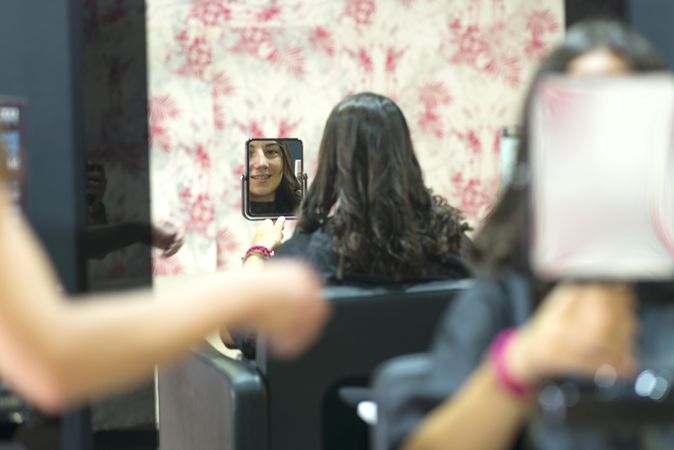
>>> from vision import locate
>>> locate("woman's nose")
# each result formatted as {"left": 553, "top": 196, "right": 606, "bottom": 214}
{"left": 251, "top": 149, "right": 269, "bottom": 169}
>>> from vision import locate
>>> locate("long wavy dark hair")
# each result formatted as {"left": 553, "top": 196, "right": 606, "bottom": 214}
{"left": 472, "top": 20, "right": 667, "bottom": 280}
{"left": 297, "top": 92, "right": 470, "bottom": 280}
{"left": 274, "top": 140, "right": 302, "bottom": 214}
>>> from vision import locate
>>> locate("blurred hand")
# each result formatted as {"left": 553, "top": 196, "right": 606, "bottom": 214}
{"left": 242, "top": 261, "right": 329, "bottom": 358}
{"left": 507, "top": 283, "right": 638, "bottom": 385}
{"left": 151, "top": 223, "right": 184, "bottom": 257}
{"left": 251, "top": 216, "right": 286, "bottom": 250}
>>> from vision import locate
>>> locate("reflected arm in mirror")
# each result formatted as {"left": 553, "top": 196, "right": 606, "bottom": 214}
{"left": 84, "top": 222, "right": 184, "bottom": 259}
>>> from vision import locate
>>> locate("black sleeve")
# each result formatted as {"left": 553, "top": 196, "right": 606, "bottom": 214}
{"left": 275, "top": 230, "right": 339, "bottom": 281}
{"left": 383, "top": 278, "right": 519, "bottom": 450}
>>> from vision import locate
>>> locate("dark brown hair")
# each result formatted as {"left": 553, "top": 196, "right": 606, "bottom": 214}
{"left": 273, "top": 140, "right": 302, "bottom": 214}
{"left": 297, "top": 92, "right": 470, "bottom": 280}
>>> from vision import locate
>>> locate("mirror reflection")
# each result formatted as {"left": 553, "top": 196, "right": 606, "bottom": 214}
{"left": 245, "top": 138, "right": 304, "bottom": 219}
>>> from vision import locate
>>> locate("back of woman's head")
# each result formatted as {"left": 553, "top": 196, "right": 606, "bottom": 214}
{"left": 473, "top": 19, "right": 668, "bottom": 276}
{"left": 298, "top": 92, "right": 469, "bottom": 280}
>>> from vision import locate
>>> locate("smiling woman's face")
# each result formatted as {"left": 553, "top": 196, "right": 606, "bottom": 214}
{"left": 248, "top": 140, "right": 284, "bottom": 202}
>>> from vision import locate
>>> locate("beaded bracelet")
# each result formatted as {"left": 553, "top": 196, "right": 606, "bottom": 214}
{"left": 488, "top": 327, "right": 531, "bottom": 398}
{"left": 242, "top": 244, "right": 274, "bottom": 261}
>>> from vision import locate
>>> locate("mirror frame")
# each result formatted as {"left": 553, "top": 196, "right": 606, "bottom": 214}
{"left": 242, "top": 137, "right": 307, "bottom": 220}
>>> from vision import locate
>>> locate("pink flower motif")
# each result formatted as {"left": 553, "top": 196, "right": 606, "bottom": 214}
{"left": 452, "top": 128, "right": 483, "bottom": 154}
{"left": 525, "top": 9, "right": 560, "bottom": 61}
{"left": 149, "top": 95, "right": 180, "bottom": 152}
{"left": 187, "top": 193, "right": 215, "bottom": 236}
{"left": 149, "top": 95, "right": 180, "bottom": 123}
{"left": 153, "top": 255, "right": 184, "bottom": 276}
{"left": 216, "top": 227, "right": 240, "bottom": 270}
{"left": 236, "top": 120, "right": 265, "bottom": 138}
{"left": 186, "top": 37, "right": 212, "bottom": 75}
{"left": 234, "top": 164, "right": 244, "bottom": 177}
{"left": 257, "top": 6, "right": 281, "bottom": 22}
{"left": 492, "top": 129, "right": 501, "bottom": 154}
{"left": 343, "top": 0, "right": 376, "bottom": 25}
{"left": 150, "top": 123, "right": 171, "bottom": 152}
{"left": 193, "top": 144, "right": 211, "bottom": 171}
{"left": 268, "top": 46, "right": 306, "bottom": 78}
{"left": 211, "top": 72, "right": 234, "bottom": 97}
{"left": 456, "top": 178, "right": 491, "bottom": 219}
{"left": 419, "top": 82, "right": 453, "bottom": 110}
{"left": 211, "top": 72, "right": 234, "bottom": 129}
{"left": 525, "top": 37, "right": 547, "bottom": 61}
{"left": 277, "top": 119, "right": 300, "bottom": 138}
{"left": 484, "top": 53, "right": 522, "bottom": 87}
{"left": 466, "top": 130, "right": 481, "bottom": 154}
{"left": 232, "top": 28, "right": 274, "bottom": 56}
{"left": 451, "top": 25, "right": 488, "bottom": 65}
{"left": 191, "top": 1, "right": 232, "bottom": 26}
{"left": 417, "top": 109, "right": 444, "bottom": 139}
{"left": 179, "top": 186, "right": 192, "bottom": 204}
{"left": 417, "top": 82, "right": 452, "bottom": 139}
{"left": 309, "top": 27, "right": 336, "bottom": 56}
{"left": 526, "top": 9, "right": 560, "bottom": 37}
{"left": 384, "top": 46, "right": 407, "bottom": 75}
{"left": 357, "top": 48, "right": 373, "bottom": 73}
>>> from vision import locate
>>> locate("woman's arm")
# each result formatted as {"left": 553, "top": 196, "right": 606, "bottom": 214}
{"left": 221, "top": 217, "right": 287, "bottom": 348}
{"left": 241, "top": 216, "right": 286, "bottom": 272}
{"left": 0, "top": 189, "right": 326, "bottom": 412}
{"left": 402, "top": 361, "right": 529, "bottom": 450}
{"left": 402, "top": 283, "right": 637, "bottom": 450}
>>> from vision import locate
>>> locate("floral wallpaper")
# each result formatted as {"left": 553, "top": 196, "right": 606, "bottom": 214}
{"left": 146, "top": 0, "right": 564, "bottom": 275}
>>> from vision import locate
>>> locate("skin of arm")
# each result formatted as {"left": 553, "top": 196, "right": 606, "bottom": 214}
{"left": 401, "top": 361, "right": 530, "bottom": 450}
{"left": 402, "top": 284, "right": 637, "bottom": 450}
{"left": 0, "top": 189, "right": 325, "bottom": 412}
{"left": 219, "top": 217, "right": 286, "bottom": 345}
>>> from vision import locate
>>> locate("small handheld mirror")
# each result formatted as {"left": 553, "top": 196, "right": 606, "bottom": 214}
{"left": 242, "top": 138, "right": 306, "bottom": 220}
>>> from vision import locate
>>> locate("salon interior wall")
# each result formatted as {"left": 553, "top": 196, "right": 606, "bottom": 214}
{"left": 628, "top": 0, "right": 674, "bottom": 71}
{"left": 147, "top": 0, "right": 564, "bottom": 275}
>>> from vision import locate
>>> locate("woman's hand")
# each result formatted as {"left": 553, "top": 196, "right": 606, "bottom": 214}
{"left": 251, "top": 216, "right": 286, "bottom": 250}
{"left": 241, "top": 261, "right": 329, "bottom": 357}
{"left": 506, "top": 283, "right": 638, "bottom": 386}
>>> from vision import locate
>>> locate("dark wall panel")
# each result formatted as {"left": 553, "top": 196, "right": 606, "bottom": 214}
{"left": 628, "top": 0, "right": 674, "bottom": 70}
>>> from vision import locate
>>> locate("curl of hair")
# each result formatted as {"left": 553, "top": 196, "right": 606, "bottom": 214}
{"left": 298, "top": 92, "right": 470, "bottom": 280}
{"left": 273, "top": 140, "right": 302, "bottom": 214}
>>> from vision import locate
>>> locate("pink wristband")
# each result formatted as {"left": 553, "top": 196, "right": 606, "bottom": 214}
{"left": 244, "top": 244, "right": 274, "bottom": 260}
{"left": 488, "top": 327, "right": 531, "bottom": 397}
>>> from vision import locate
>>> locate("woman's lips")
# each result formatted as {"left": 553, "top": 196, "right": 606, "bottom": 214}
{"left": 251, "top": 174, "right": 272, "bottom": 181}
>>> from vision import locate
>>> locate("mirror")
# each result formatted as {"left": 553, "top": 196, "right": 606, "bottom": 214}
{"left": 242, "top": 138, "right": 306, "bottom": 220}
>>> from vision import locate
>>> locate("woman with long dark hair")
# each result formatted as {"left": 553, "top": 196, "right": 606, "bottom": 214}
{"left": 246, "top": 92, "right": 471, "bottom": 282}
{"left": 248, "top": 139, "right": 302, "bottom": 216}
{"left": 383, "top": 20, "right": 674, "bottom": 450}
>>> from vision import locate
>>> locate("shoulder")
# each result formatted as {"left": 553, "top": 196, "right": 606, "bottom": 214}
{"left": 275, "top": 227, "right": 339, "bottom": 279}
{"left": 276, "top": 227, "right": 329, "bottom": 256}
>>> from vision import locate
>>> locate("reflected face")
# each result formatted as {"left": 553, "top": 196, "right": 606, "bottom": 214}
{"left": 248, "top": 140, "right": 284, "bottom": 202}
{"left": 568, "top": 49, "right": 631, "bottom": 76}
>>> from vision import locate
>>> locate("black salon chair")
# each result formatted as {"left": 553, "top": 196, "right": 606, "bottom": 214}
{"left": 158, "top": 280, "right": 471, "bottom": 450}
{"left": 371, "top": 353, "right": 435, "bottom": 450}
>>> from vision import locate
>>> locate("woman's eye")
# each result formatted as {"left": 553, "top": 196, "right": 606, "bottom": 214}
{"left": 266, "top": 149, "right": 281, "bottom": 157}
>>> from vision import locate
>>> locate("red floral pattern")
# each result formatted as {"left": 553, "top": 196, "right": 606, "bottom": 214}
{"left": 146, "top": 0, "right": 563, "bottom": 275}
